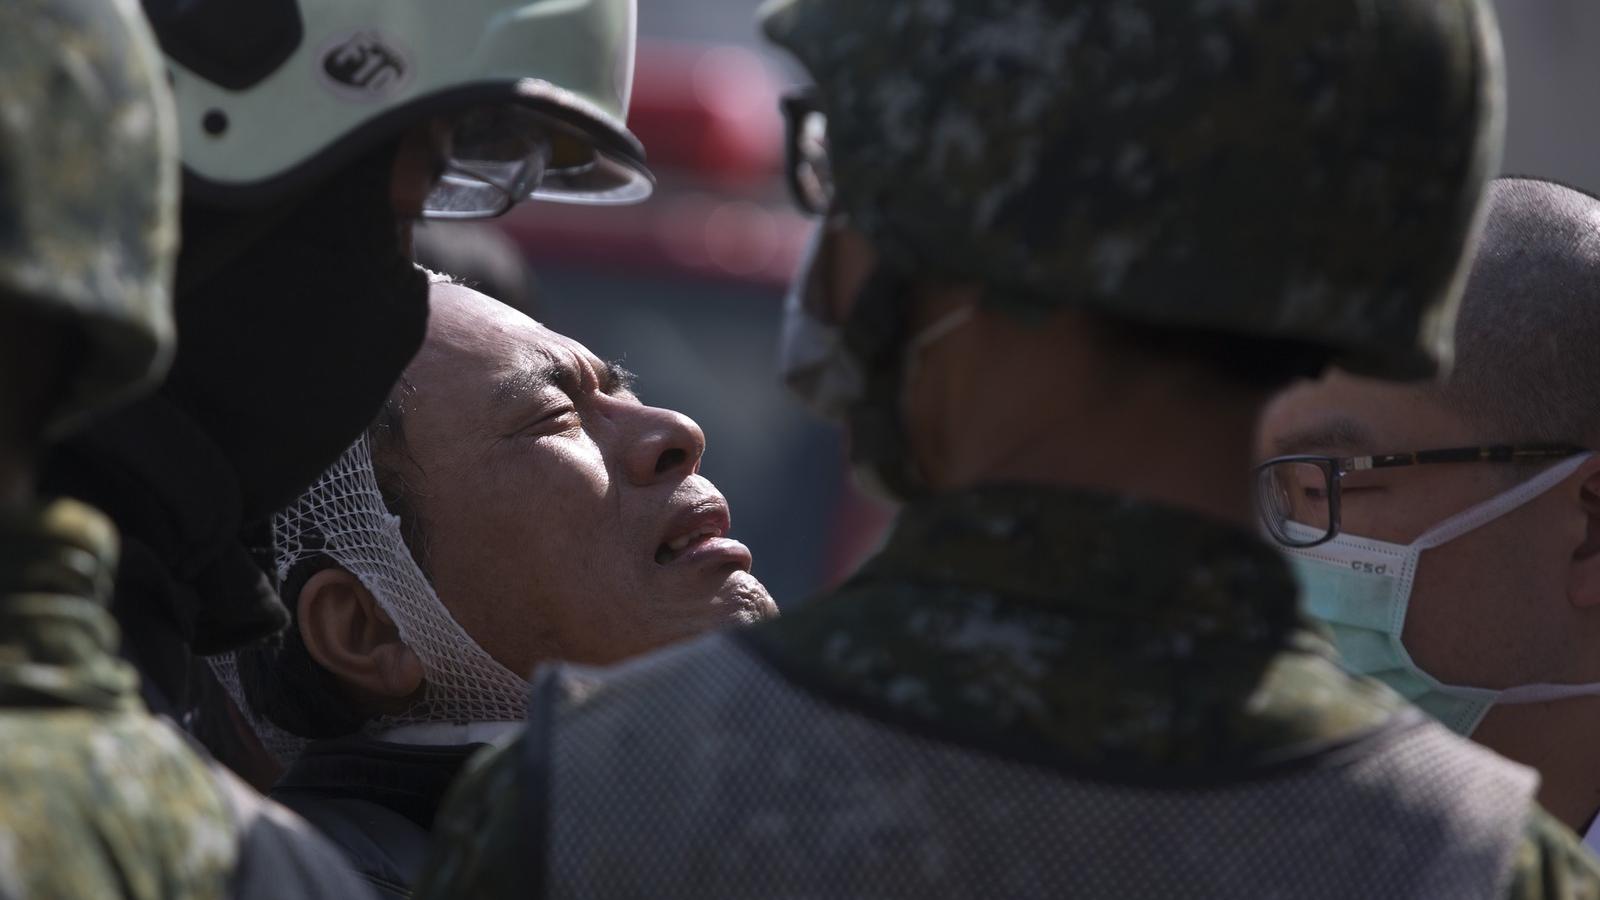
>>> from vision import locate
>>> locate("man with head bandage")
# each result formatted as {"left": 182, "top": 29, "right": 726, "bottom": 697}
{"left": 220, "top": 279, "right": 776, "bottom": 897}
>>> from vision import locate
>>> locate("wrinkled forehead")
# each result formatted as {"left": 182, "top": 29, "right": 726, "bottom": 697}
{"left": 407, "top": 282, "right": 600, "bottom": 407}
{"left": 1258, "top": 372, "right": 1469, "bottom": 459}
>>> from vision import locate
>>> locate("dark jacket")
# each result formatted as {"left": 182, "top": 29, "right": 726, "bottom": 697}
{"left": 272, "top": 737, "right": 484, "bottom": 899}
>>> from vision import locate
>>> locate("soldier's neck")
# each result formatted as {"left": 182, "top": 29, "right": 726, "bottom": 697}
{"left": 942, "top": 383, "right": 1266, "bottom": 531}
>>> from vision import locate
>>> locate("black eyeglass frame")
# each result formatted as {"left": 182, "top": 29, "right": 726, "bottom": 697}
{"left": 1255, "top": 443, "right": 1589, "bottom": 548}
{"left": 779, "top": 89, "right": 831, "bottom": 217}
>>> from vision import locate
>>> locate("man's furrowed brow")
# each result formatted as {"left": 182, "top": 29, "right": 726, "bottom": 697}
{"left": 490, "top": 359, "right": 565, "bottom": 405}
{"left": 1271, "top": 416, "right": 1376, "bottom": 457}
{"left": 602, "top": 360, "right": 637, "bottom": 397}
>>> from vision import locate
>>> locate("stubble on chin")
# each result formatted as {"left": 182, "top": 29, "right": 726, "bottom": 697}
{"left": 642, "top": 572, "right": 779, "bottom": 655}
{"left": 714, "top": 571, "right": 780, "bottom": 626}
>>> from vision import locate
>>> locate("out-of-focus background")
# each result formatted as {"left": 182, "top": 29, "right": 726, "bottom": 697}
{"left": 1496, "top": 2, "right": 1600, "bottom": 193}
{"left": 416, "top": 0, "right": 1600, "bottom": 608}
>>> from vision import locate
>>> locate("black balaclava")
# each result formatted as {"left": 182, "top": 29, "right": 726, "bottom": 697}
{"left": 43, "top": 142, "right": 429, "bottom": 717}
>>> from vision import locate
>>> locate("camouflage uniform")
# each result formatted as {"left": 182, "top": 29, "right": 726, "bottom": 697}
{"left": 0, "top": 1, "right": 375, "bottom": 897}
{"left": 0, "top": 0, "right": 177, "bottom": 437}
{"left": 0, "top": 499, "right": 382, "bottom": 900}
{"left": 0, "top": 501, "right": 235, "bottom": 899}
{"left": 416, "top": 0, "right": 1600, "bottom": 896}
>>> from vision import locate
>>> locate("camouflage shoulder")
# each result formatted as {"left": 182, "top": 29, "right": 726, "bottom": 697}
{"left": 412, "top": 734, "right": 529, "bottom": 900}
{"left": 1504, "top": 804, "right": 1600, "bottom": 900}
{"left": 0, "top": 708, "right": 236, "bottom": 900}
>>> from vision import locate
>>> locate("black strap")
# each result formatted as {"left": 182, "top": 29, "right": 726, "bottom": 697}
{"left": 522, "top": 668, "right": 561, "bottom": 899}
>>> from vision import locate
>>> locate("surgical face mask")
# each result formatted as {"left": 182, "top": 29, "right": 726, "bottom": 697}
{"left": 778, "top": 224, "right": 976, "bottom": 422}
{"left": 778, "top": 226, "right": 863, "bottom": 422}
{"left": 1284, "top": 452, "right": 1600, "bottom": 735}
{"left": 778, "top": 222, "right": 979, "bottom": 499}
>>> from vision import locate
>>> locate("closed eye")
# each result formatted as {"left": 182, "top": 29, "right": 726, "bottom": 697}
{"left": 537, "top": 406, "right": 579, "bottom": 427}
{"left": 509, "top": 405, "right": 579, "bottom": 440}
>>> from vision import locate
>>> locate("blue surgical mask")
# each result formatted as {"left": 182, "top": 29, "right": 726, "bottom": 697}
{"left": 1285, "top": 452, "right": 1600, "bottom": 735}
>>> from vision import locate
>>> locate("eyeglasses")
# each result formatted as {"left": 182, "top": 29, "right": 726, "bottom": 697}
{"left": 780, "top": 89, "right": 832, "bottom": 217}
{"left": 423, "top": 105, "right": 562, "bottom": 219}
{"left": 1254, "top": 444, "right": 1588, "bottom": 548}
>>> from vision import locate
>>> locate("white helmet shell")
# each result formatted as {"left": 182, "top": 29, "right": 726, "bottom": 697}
{"left": 150, "top": 0, "right": 650, "bottom": 209}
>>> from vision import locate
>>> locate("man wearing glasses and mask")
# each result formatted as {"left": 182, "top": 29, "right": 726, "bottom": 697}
{"left": 1258, "top": 177, "right": 1600, "bottom": 852}
{"left": 418, "top": 3, "right": 1600, "bottom": 898}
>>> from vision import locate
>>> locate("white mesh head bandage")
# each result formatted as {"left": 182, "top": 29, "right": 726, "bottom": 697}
{"left": 213, "top": 432, "right": 530, "bottom": 761}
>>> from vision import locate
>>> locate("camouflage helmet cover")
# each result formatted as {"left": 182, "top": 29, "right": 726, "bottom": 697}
{"left": 0, "top": 0, "right": 179, "bottom": 432}
{"left": 762, "top": 0, "right": 1505, "bottom": 379}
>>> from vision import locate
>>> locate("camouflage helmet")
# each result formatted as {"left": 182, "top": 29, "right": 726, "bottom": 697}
{"left": 0, "top": 0, "right": 180, "bottom": 434}
{"left": 762, "top": 0, "right": 1506, "bottom": 380}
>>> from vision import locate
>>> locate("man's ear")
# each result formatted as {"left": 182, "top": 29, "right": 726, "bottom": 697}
{"left": 297, "top": 568, "right": 424, "bottom": 705}
{"left": 1568, "top": 462, "right": 1600, "bottom": 608}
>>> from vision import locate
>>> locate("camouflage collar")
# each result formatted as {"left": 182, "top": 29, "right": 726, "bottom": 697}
{"left": 857, "top": 484, "right": 1303, "bottom": 635}
{"left": 741, "top": 485, "right": 1403, "bottom": 777}
{"left": 0, "top": 500, "right": 138, "bottom": 710}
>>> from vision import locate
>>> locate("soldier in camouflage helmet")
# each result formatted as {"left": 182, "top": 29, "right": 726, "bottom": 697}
{"left": 0, "top": 0, "right": 177, "bottom": 441}
{"left": 416, "top": 1, "right": 1600, "bottom": 897}
{"left": 0, "top": 1, "right": 379, "bottom": 897}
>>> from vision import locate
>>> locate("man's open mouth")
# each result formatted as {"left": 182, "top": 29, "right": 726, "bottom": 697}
{"left": 655, "top": 524, "right": 724, "bottom": 564}
{"left": 653, "top": 500, "right": 750, "bottom": 570}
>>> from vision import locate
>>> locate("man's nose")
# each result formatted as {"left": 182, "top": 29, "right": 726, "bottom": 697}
{"left": 622, "top": 405, "right": 706, "bottom": 486}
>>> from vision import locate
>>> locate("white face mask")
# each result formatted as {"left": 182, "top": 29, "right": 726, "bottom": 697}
{"left": 1284, "top": 452, "right": 1600, "bottom": 735}
{"left": 777, "top": 225, "right": 864, "bottom": 422}
{"left": 778, "top": 224, "right": 977, "bottom": 423}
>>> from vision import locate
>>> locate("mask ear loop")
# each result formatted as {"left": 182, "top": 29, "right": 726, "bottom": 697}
{"left": 906, "top": 305, "right": 977, "bottom": 355}
{"left": 902, "top": 304, "right": 978, "bottom": 398}
{"left": 1395, "top": 453, "right": 1593, "bottom": 625}
{"left": 1410, "top": 450, "right": 1600, "bottom": 707}
{"left": 1412, "top": 452, "right": 1595, "bottom": 551}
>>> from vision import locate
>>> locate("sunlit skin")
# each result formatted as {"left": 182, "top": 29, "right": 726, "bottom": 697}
{"left": 303, "top": 127, "right": 782, "bottom": 715}
{"left": 1259, "top": 371, "right": 1600, "bottom": 828}
{"left": 305, "top": 283, "right": 776, "bottom": 699}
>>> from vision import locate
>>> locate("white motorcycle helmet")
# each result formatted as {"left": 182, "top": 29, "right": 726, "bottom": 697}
{"left": 142, "top": 0, "right": 652, "bottom": 218}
